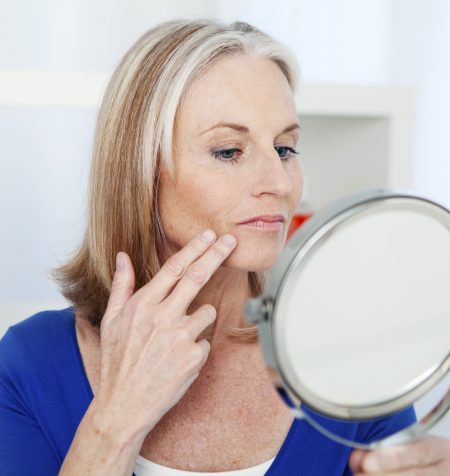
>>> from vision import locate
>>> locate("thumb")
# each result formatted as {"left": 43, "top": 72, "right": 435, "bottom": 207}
{"left": 103, "top": 252, "right": 136, "bottom": 325}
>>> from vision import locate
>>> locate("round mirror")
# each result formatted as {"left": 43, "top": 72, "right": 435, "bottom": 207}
{"left": 245, "top": 189, "right": 450, "bottom": 449}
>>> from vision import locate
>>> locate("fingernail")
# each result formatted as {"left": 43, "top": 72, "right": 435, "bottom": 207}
{"left": 201, "top": 229, "right": 216, "bottom": 243}
{"left": 116, "top": 252, "right": 124, "bottom": 271}
{"left": 208, "top": 306, "right": 217, "bottom": 318}
{"left": 220, "top": 234, "right": 236, "bottom": 246}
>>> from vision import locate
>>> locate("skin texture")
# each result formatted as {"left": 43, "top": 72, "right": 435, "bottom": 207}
{"left": 158, "top": 53, "right": 303, "bottom": 350}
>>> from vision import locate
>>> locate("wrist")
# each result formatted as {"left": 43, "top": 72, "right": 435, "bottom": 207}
{"left": 87, "top": 397, "right": 148, "bottom": 451}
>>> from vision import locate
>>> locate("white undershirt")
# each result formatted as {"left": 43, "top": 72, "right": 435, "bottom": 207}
{"left": 133, "top": 455, "right": 276, "bottom": 476}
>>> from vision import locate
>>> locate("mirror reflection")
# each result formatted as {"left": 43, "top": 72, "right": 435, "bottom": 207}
{"left": 251, "top": 192, "right": 450, "bottom": 447}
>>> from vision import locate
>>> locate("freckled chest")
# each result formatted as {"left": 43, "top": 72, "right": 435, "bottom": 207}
{"left": 75, "top": 317, "right": 294, "bottom": 472}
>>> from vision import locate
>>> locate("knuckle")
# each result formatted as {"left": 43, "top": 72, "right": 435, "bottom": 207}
{"left": 189, "top": 239, "right": 205, "bottom": 254}
{"left": 211, "top": 244, "right": 226, "bottom": 259}
{"left": 190, "top": 345, "right": 205, "bottom": 365}
{"left": 99, "top": 317, "right": 109, "bottom": 334}
{"left": 178, "top": 314, "right": 190, "bottom": 326}
{"left": 411, "top": 442, "right": 427, "bottom": 467}
{"left": 110, "top": 277, "right": 123, "bottom": 295}
{"left": 111, "top": 275, "right": 133, "bottom": 295}
{"left": 164, "top": 257, "right": 185, "bottom": 277}
{"left": 158, "top": 301, "right": 183, "bottom": 326}
{"left": 153, "top": 307, "right": 173, "bottom": 328}
{"left": 132, "top": 297, "right": 149, "bottom": 317}
{"left": 177, "top": 327, "right": 191, "bottom": 343}
{"left": 184, "top": 351, "right": 200, "bottom": 372}
{"left": 204, "top": 305, "right": 216, "bottom": 319}
{"left": 154, "top": 326, "right": 173, "bottom": 345}
{"left": 187, "top": 264, "right": 207, "bottom": 284}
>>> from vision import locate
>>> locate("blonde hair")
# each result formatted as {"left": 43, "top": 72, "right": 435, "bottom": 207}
{"left": 51, "top": 18, "right": 300, "bottom": 344}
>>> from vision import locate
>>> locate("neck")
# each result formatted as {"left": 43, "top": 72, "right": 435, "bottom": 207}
{"left": 186, "top": 265, "right": 254, "bottom": 352}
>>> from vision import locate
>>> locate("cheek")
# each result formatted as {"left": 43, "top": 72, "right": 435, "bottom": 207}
{"left": 166, "top": 170, "right": 232, "bottom": 230}
{"left": 291, "top": 164, "right": 304, "bottom": 202}
{"left": 184, "top": 173, "right": 226, "bottom": 211}
{"left": 277, "top": 161, "right": 303, "bottom": 211}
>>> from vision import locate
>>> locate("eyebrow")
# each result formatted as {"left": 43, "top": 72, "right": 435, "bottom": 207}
{"left": 199, "top": 121, "right": 301, "bottom": 136}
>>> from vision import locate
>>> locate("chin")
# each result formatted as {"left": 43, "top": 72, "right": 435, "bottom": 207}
{"left": 223, "top": 247, "right": 280, "bottom": 272}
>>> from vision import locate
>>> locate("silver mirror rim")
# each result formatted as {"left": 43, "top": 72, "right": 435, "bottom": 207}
{"left": 249, "top": 187, "right": 450, "bottom": 425}
{"left": 290, "top": 388, "right": 450, "bottom": 450}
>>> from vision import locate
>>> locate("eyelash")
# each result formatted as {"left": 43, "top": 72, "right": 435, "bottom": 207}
{"left": 212, "top": 146, "right": 300, "bottom": 164}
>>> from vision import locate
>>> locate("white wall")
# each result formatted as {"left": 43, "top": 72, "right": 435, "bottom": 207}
{"left": 0, "top": 0, "right": 216, "bottom": 72}
{"left": 389, "top": 0, "right": 450, "bottom": 207}
{"left": 216, "top": 0, "right": 391, "bottom": 83}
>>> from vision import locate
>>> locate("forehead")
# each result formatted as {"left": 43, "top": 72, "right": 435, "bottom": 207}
{"left": 176, "top": 54, "right": 297, "bottom": 135}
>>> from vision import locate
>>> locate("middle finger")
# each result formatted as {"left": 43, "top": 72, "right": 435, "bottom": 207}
{"left": 166, "top": 234, "right": 237, "bottom": 313}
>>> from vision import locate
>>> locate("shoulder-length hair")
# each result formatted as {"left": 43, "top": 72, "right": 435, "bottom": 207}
{"left": 51, "top": 18, "right": 300, "bottom": 344}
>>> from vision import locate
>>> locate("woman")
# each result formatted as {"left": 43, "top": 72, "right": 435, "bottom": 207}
{"left": 0, "top": 19, "right": 448, "bottom": 476}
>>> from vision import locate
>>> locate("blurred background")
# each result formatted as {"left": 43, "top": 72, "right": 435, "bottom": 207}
{"left": 0, "top": 0, "right": 449, "bottom": 435}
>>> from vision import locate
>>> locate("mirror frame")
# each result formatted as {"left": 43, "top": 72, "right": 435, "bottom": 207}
{"left": 245, "top": 188, "right": 450, "bottom": 447}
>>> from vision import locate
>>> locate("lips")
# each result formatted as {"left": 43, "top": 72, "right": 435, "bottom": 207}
{"left": 238, "top": 214, "right": 286, "bottom": 225}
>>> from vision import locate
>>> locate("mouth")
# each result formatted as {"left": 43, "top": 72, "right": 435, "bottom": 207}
{"left": 237, "top": 214, "right": 286, "bottom": 232}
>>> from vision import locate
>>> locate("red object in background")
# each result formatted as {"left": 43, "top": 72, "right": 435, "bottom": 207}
{"left": 286, "top": 213, "right": 313, "bottom": 241}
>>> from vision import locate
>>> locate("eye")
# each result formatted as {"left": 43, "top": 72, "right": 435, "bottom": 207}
{"left": 212, "top": 148, "right": 242, "bottom": 164}
{"left": 274, "top": 146, "right": 300, "bottom": 160}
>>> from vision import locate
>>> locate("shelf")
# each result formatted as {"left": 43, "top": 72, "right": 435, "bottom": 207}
{"left": 295, "top": 84, "right": 416, "bottom": 212}
{"left": 296, "top": 83, "right": 415, "bottom": 118}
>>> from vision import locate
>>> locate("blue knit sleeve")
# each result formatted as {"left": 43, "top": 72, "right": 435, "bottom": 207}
{"left": 344, "top": 406, "right": 418, "bottom": 476}
{"left": 0, "top": 327, "right": 61, "bottom": 476}
{"left": 356, "top": 406, "right": 417, "bottom": 444}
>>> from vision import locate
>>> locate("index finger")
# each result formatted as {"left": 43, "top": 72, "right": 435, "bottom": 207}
{"left": 164, "top": 233, "right": 237, "bottom": 314}
{"left": 133, "top": 229, "right": 217, "bottom": 305}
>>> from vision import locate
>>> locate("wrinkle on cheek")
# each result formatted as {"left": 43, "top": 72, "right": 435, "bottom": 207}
{"left": 201, "top": 183, "right": 242, "bottom": 231}
{"left": 216, "top": 204, "right": 236, "bottom": 229}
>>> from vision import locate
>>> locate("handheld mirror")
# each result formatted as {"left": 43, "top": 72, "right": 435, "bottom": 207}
{"left": 244, "top": 189, "right": 450, "bottom": 449}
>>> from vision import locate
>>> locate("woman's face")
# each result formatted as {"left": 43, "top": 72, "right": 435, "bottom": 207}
{"left": 158, "top": 53, "right": 303, "bottom": 271}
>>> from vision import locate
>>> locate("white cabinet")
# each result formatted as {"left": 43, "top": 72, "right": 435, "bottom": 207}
{"left": 295, "top": 83, "right": 416, "bottom": 213}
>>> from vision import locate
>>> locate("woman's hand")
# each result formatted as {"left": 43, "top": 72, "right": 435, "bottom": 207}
{"left": 90, "top": 228, "right": 237, "bottom": 444}
{"left": 349, "top": 435, "right": 450, "bottom": 475}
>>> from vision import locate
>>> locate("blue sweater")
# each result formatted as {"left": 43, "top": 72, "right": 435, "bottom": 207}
{"left": 0, "top": 307, "right": 416, "bottom": 476}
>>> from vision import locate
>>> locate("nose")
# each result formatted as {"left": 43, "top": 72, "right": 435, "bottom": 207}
{"left": 250, "top": 146, "right": 295, "bottom": 197}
